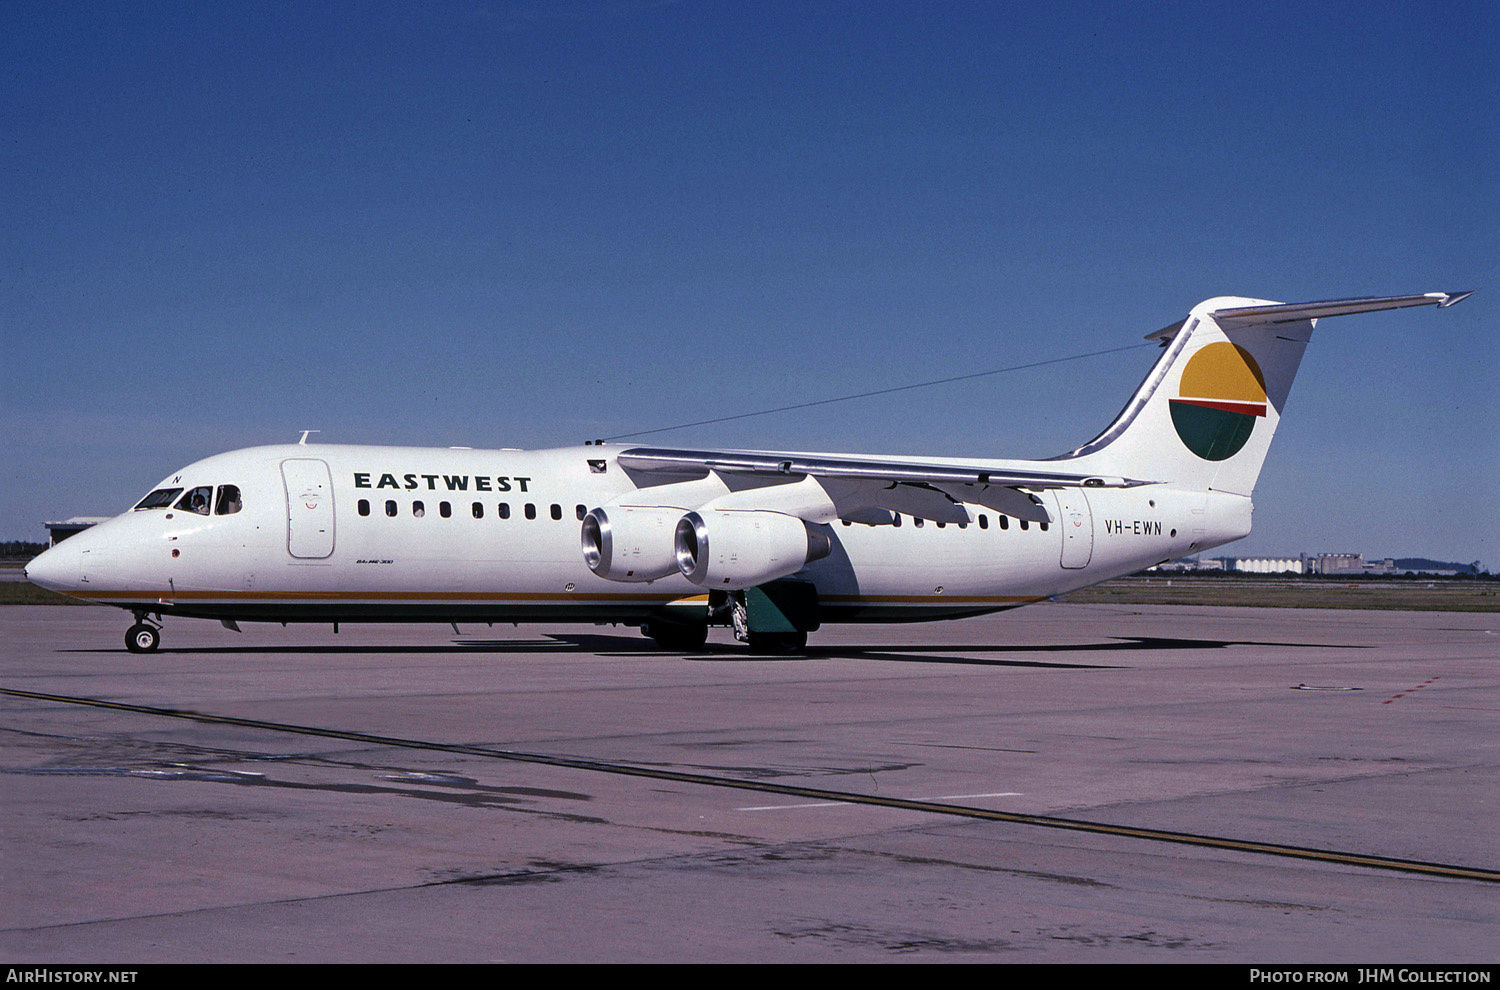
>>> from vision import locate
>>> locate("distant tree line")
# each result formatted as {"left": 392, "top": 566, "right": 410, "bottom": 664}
{"left": 1, "top": 541, "right": 48, "bottom": 560}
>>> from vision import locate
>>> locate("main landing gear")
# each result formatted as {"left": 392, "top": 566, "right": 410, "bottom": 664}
{"left": 729, "top": 591, "right": 811, "bottom": 655}
{"left": 642, "top": 617, "right": 709, "bottom": 651}
{"left": 745, "top": 630, "right": 807, "bottom": 655}
{"left": 125, "top": 613, "right": 161, "bottom": 653}
{"left": 640, "top": 618, "right": 805, "bottom": 654}
{"left": 642, "top": 585, "right": 818, "bottom": 655}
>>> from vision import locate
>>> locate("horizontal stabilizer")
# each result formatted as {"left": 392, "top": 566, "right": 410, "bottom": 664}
{"left": 1210, "top": 291, "right": 1472, "bottom": 328}
{"left": 1144, "top": 292, "right": 1472, "bottom": 339}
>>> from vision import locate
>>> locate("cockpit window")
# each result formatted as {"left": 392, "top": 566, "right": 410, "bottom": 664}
{"left": 215, "top": 485, "right": 242, "bottom": 515}
{"left": 174, "top": 486, "right": 213, "bottom": 515}
{"left": 135, "top": 488, "right": 182, "bottom": 510}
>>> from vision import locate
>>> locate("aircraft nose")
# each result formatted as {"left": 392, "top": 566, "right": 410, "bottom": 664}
{"left": 24, "top": 542, "right": 81, "bottom": 592}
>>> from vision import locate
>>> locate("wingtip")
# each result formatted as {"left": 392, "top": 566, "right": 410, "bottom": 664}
{"left": 1436, "top": 290, "right": 1474, "bottom": 308}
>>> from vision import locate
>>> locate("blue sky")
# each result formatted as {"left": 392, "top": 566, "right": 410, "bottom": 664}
{"left": 3, "top": 1, "right": 1496, "bottom": 563}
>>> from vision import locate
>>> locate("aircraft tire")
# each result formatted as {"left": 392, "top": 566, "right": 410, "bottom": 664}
{"left": 746, "top": 631, "right": 807, "bottom": 655}
{"left": 643, "top": 619, "right": 709, "bottom": 652}
{"left": 125, "top": 623, "right": 160, "bottom": 654}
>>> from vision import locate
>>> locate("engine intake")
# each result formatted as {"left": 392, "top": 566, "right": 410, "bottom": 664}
{"left": 674, "top": 510, "right": 833, "bottom": 589}
{"left": 581, "top": 506, "right": 682, "bottom": 582}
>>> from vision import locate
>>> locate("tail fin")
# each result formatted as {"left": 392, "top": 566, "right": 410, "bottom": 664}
{"left": 1058, "top": 292, "right": 1471, "bottom": 495}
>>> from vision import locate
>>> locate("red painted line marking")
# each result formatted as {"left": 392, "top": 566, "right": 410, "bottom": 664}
{"left": 1383, "top": 677, "right": 1439, "bottom": 704}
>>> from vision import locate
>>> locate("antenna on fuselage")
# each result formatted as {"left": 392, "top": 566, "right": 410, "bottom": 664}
{"left": 298, "top": 430, "right": 320, "bottom": 445}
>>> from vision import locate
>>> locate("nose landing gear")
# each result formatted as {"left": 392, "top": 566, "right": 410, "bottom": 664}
{"left": 125, "top": 613, "right": 161, "bottom": 653}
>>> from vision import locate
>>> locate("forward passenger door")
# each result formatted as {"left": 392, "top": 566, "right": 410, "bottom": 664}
{"left": 282, "top": 458, "right": 335, "bottom": 559}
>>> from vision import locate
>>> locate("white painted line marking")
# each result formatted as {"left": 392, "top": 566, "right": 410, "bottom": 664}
{"left": 739, "top": 801, "right": 850, "bottom": 811}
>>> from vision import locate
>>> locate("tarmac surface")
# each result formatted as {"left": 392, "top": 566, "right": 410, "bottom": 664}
{"left": 1, "top": 602, "right": 1496, "bottom": 963}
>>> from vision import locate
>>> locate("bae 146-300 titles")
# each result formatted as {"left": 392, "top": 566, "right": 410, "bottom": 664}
{"left": 25, "top": 291, "right": 1469, "bottom": 654}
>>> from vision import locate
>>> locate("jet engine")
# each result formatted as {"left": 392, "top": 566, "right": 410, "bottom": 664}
{"left": 674, "top": 510, "right": 833, "bottom": 589}
{"left": 581, "top": 506, "right": 683, "bottom": 582}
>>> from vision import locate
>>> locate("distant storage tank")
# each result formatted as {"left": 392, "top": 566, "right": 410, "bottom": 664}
{"left": 1230, "top": 557, "right": 1305, "bottom": 574}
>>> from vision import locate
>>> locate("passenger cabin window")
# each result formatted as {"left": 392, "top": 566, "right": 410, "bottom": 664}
{"left": 575, "top": 504, "right": 587, "bottom": 521}
{"left": 472, "top": 502, "right": 484, "bottom": 519}
{"left": 135, "top": 488, "right": 182, "bottom": 510}
{"left": 550, "top": 503, "right": 562, "bottom": 521}
{"left": 214, "top": 485, "right": 242, "bottom": 515}
{"left": 440, "top": 502, "right": 452, "bottom": 518}
{"left": 358, "top": 499, "right": 370, "bottom": 517}
{"left": 524, "top": 503, "right": 536, "bottom": 520}
{"left": 413, "top": 500, "right": 426, "bottom": 517}
{"left": 978, "top": 515, "right": 989, "bottom": 529}
{"left": 174, "top": 486, "right": 213, "bottom": 516}
{"left": 498, "top": 503, "right": 511, "bottom": 520}
{"left": 999, "top": 516, "right": 1009, "bottom": 530}
{"left": 385, "top": 500, "right": 397, "bottom": 517}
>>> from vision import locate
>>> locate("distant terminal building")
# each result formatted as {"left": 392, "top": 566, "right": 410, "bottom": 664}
{"left": 1312, "top": 552, "right": 1365, "bottom": 575}
{"left": 44, "top": 517, "right": 109, "bottom": 547}
{"left": 1309, "top": 553, "right": 1401, "bottom": 576}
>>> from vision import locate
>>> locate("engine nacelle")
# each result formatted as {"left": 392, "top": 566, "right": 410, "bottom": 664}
{"left": 674, "top": 510, "right": 833, "bottom": 589}
{"left": 581, "top": 506, "right": 682, "bottom": 582}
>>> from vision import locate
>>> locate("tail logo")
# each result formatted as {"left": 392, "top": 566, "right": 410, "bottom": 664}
{"left": 1169, "top": 342, "right": 1267, "bottom": 461}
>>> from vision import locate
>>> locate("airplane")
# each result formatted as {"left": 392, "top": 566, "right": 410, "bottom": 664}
{"left": 24, "top": 291, "right": 1470, "bottom": 655}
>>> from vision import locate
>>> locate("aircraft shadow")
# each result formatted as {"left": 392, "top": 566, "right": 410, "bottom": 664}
{"left": 64, "top": 633, "right": 1357, "bottom": 669}
{"left": 681, "top": 635, "right": 1357, "bottom": 669}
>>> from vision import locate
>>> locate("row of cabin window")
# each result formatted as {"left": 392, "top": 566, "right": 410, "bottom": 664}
{"left": 354, "top": 499, "right": 1043, "bottom": 531}
{"left": 839, "top": 513, "right": 1047, "bottom": 531}
{"left": 357, "top": 499, "right": 587, "bottom": 522}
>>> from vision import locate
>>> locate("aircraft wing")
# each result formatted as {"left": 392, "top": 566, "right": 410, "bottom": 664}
{"left": 616, "top": 447, "right": 1153, "bottom": 487}
{"left": 614, "top": 446, "right": 1157, "bottom": 524}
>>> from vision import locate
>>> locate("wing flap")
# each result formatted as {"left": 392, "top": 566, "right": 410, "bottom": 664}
{"left": 933, "top": 482, "right": 1052, "bottom": 523}
{"left": 864, "top": 483, "right": 973, "bottom": 525}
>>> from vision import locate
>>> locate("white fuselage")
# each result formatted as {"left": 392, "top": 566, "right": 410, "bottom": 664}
{"left": 28, "top": 441, "right": 1250, "bottom": 626}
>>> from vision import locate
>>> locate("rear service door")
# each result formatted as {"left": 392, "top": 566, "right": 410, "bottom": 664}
{"left": 1054, "top": 489, "right": 1093, "bottom": 569}
{"left": 282, "top": 458, "right": 335, "bottom": 558}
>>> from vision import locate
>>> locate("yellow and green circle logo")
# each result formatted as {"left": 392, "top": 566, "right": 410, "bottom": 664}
{"left": 1169, "top": 342, "right": 1267, "bottom": 461}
